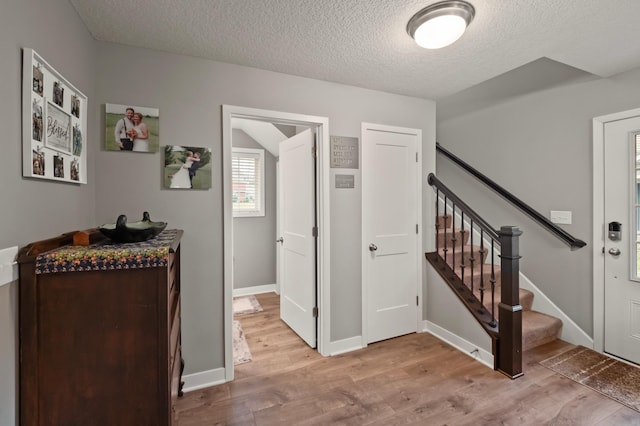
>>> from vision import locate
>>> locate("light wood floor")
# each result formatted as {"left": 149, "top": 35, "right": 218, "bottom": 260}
{"left": 176, "top": 292, "right": 640, "bottom": 425}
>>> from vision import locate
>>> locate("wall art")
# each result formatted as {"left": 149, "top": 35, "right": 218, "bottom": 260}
{"left": 105, "top": 103, "right": 159, "bottom": 153}
{"left": 163, "top": 146, "right": 212, "bottom": 190}
{"left": 22, "top": 48, "right": 87, "bottom": 184}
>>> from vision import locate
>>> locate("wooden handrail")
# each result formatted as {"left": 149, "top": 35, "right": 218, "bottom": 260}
{"left": 436, "top": 143, "right": 586, "bottom": 250}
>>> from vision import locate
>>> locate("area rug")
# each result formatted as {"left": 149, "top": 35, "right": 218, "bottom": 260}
{"left": 540, "top": 345, "right": 640, "bottom": 412}
{"left": 233, "top": 295, "right": 263, "bottom": 316}
{"left": 233, "top": 320, "right": 252, "bottom": 365}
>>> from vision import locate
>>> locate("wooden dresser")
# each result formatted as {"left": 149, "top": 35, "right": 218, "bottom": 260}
{"left": 17, "top": 229, "right": 184, "bottom": 426}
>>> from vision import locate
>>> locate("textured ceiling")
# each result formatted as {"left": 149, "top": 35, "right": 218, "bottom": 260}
{"left": 69, "top": 0, "right": 640, "bottom": 102}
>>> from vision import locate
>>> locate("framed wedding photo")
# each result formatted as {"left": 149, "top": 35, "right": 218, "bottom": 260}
{"left": 163, "top": 146, "right": 212, "bottom": 190}
{"left": 105, "top": 103, "right": 159, "bottom": 153}
{"left": 22, "top": 48, "right": 87, "bottom": 184}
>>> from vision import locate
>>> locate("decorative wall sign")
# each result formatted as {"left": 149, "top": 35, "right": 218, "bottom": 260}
{"left": 45, "top": 100, "right": 72, "bottom": 154}
{"left": 330, "top": 136, "right": 359, "bottom": 169}
{"left": 335, "top": 174, "right": 355, "bottom": 189}
{"left": 22, "top": 48, "right": 87, "bottom": 184}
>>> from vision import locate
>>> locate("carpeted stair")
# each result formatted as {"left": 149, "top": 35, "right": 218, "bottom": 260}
{"left": 436, "top": 215, "right": 562, "bottom": 351}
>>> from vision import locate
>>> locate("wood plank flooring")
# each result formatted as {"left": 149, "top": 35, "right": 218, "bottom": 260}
{"left": 176, "top": 292, "right": 640, "bottom": 425}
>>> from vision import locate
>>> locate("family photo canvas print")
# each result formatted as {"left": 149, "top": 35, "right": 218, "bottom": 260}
{"left": 105, "top": 103, "right": 159, "bottom": 152}
{"left": 164, "top": 146, "right": 212, "bottom": 190}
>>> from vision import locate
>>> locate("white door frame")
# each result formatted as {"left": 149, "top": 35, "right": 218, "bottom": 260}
{"left": 592, "top": 107, "right": 640, "bottom": 352}
{"left": 360, "top": 122, "right": 423, "bottom": 346}
{"left": 222, "top": 105, "right": 330, "bottom": 382}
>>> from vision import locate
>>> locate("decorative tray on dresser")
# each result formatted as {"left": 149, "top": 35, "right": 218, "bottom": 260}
{"left": 17, "top": 228, "right": 184, "bottom": 426}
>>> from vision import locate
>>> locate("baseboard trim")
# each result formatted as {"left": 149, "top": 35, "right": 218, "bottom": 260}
{"left": 181, "top": 367, "right": 226, "bottom": 393}
{"left": 423, "top": 320, "right": 494, "bottom": 369}
{"left": 233, "top": 284, "right": 277, "bottom": 297}
{"left": 328, "top": 336, "right": 363, "bottom": 356}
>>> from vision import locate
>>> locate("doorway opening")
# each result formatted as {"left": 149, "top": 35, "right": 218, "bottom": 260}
{"left": 222, "top": 105, "right": 331, "bottom": 382}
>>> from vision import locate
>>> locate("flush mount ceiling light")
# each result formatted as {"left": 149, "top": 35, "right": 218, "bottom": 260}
{"left": 407, "top": 0, "right": 475, "bottom": 49}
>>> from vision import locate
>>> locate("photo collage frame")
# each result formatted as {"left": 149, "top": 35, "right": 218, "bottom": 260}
{"left": 22, "top": 48, "right": 87, "bottom": 184}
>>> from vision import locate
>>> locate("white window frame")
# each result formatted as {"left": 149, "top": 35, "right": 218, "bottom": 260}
{"left": 232, "top": 147, "right": 265, "bottom": 217}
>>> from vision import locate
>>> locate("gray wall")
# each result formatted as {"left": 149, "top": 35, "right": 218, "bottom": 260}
{"left": 437, "top": 65, "right": 640, "bottom": 336}
{"left": 1, "top": 0, "right": 98, "bottom": 424}
{"left": 232, "top": 129, "right": 277, "bottom": 289}
{"left": 93, "top": 42, "right": 436, "bottom": 375}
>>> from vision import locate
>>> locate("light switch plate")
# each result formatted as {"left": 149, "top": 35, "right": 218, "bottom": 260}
{"left": 550, "top": 210, "right": 572, "bottom": 225}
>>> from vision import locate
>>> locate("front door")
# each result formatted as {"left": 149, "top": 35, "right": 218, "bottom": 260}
{"left": 603, "top": 115, "right": 640, "bottom": 365}
{"left": 362, "top": 123, "right": 421, "bottom": 344}
{"left": 279, "top": 129, "right": 317, "bottom": 348}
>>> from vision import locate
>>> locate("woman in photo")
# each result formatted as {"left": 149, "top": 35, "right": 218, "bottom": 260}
{"left": 170, "top": 151, "right": 194, "bottom": 188}
{"left": 130, "top": 112, "right": 149, "bottom": 152}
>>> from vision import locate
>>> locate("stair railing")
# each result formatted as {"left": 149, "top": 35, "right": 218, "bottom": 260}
{"left": 436, "top": 143, "right": 586, "bottom": 250}
{"left": 427, "top": 173, "right": 523, "bottom": 379}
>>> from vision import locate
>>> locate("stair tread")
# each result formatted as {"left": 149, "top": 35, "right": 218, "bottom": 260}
{"left": 472, "top": 287, "right": 534, "bottom": 313}
{"left": 522, "top": 310, "right": 562, "bottom": 351}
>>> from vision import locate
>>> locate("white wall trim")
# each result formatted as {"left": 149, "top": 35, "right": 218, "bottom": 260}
{"left": 423, "top": 320, "right": 494, "bottom": 369}
{"left": 223, "top": 105, "right": 331, "bottom": 385}
{"left": 592, "top": 107, "right": 640, "bottom": 353}
{"left": 0, "top": 247, "right": 18, "bottom": 287}
{"left": 181, "top": 368, "right": 226, "bottom": 393}
{"left": 232, "top": 284, "right": 277, "bottom": 297}
{"left": 327, "top": 336, "right": 363, "bottom": 356}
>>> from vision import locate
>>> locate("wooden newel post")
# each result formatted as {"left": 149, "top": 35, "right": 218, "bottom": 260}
{"left": 497, "top": 226, "right": 524, "bottom": 379}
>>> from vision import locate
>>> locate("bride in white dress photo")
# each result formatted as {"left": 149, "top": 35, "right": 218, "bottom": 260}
{"left": 169, "top": 151, "right": 194, "bottom": 188}
{"left": 130, "top": 112, "right": 149, "bottom": 152}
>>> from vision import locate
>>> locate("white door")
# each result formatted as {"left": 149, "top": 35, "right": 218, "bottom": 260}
{"left": 362, "top": 123, "right": 420, "bottom": 344}
{"left": 279, "top": 129, "right": 316, "bottom": 347}
{"left": 604, "top": 116, "right": 640, "bottom": 365}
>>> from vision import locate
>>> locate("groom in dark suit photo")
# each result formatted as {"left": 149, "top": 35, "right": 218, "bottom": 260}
{"left": 188, "top": 152, "right": 201, "bottom": 186}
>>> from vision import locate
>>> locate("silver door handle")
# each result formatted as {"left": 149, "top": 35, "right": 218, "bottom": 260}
{"left": 608, "top": 247, "right": 621, "bottom": 256}
{"left": 369, "top": 243, "right": 378, "bottom": 252}
{"left": 276, "top": 237, "right": 284, "bottom": 244}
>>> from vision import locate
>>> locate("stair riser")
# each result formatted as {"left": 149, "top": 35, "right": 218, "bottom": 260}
{"left": 436, "top": 215, "right": 452, "bottom": 229}
{"left": 441, "top": 247, "right": 488, "bottom": 269}
{"left": 436, "top": 229, "right": 469, "bottom": 250}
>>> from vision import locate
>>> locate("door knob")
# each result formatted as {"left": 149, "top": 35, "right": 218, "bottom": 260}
{"left": 276, "top": 237, "right": 284, "bottom": 244}
{"left": 608, "top": 247, "right": 621, "bottom": 256}
{"left": 369, "top": 243, "right": 378, "bottom": 252}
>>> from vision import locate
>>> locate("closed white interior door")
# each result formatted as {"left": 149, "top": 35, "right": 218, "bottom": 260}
{"left": 279, "top": 129, "right": 316, "bottom": 347}
{"left": 604, "top": 115, "right": 640, "bottom": 365}
{"left": 362, "top": 123, "right": 420, "bottom": 344}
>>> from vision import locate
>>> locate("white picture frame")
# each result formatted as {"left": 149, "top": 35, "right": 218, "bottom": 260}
{"left": 22, "top": 48, "right": 87, "bottom": 184}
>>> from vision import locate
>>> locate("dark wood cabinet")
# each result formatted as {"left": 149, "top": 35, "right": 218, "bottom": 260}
{"left": 18, "top": 229, "right": 184, "bottom": 426}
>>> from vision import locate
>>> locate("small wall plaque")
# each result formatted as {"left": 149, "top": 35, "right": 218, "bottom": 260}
{"left": 335, "top": 174, "right": 355, "bottom": 189}
{"left": 330, "top": 136, "right": 359, "bottom": 169}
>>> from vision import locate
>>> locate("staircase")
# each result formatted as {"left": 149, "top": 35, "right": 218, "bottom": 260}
{"left": 436, "top": 214, "right": 562, "bottom": 352}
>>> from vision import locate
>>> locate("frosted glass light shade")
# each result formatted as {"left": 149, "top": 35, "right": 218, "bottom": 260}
{"left": 407, "top": 1, "right": 475, "bottom": 49}
{"left": 413, "top": 15, "right": 467, "bottom": 49}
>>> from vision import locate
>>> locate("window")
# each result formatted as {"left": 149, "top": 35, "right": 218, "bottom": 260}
{"left": 232, "top": 147, "right": 265, "bottom": 217}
